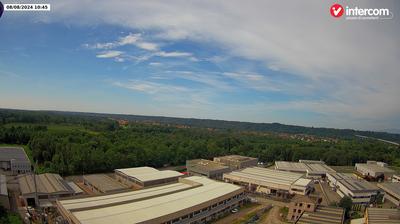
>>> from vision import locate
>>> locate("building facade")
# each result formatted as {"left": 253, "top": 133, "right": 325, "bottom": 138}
{"left": 355, "top": 161, "right": 395, "bottom": 180}
{"left": 186, "top": 159, "right": 231, "bottom": 180}
{"left": 57, "top": 176, "right": 245, "bottom": 224}
{"left": 223, "top": 167, "right": 313, "bottom": 196}
{"left": 115, "top": 167, "right": 183, "bottom": 188}
{"left": 287, "top": 196, "right": 318, "bottom": 222}
{"left": 327, "top": 173, "right": 383, "bottom": 204}
{"left": 0, "top": 147, "right": 31, "bottom": 175}
{"left": 18, "top": 173, "right": 77, "bottom": 207}
{"left": 83, "top": 174, "right": 128, "bottom": 194}
{"left": 377, "top": 182, "right": 400, "bottom": 206}
{"left": 213, "top": 155, "right": 258, "bottom": 170}
{"left": 0, "top": 175, "right": 10, "bottom": 210}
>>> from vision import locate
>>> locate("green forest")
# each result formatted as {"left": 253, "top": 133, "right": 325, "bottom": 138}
{"left": 1, "top": 109, "right": 399, "bottom": 176}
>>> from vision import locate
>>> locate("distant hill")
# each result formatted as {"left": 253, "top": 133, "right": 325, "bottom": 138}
{"left": 1, "top": 108, "right": 400, "bottom": 143}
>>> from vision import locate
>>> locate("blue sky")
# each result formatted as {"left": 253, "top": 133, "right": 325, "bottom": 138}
{"left": 0, "top": 1, "right": 399, "bottom": 131}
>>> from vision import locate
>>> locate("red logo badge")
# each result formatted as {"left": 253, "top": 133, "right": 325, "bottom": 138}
{"left": 330, "top": 4, "right": 344, "bottom": 18}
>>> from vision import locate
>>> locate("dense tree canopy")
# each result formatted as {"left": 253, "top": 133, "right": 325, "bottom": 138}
{"left": 0, "top": 109, "right": 399, "bottom": 175}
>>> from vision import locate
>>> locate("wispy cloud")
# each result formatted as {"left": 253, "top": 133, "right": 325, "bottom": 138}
{"left": 155, "top": 51, "right": 191, "bottom": 57}
{"left": 27, "top": 0, "right": 400, "bottom": 129}
{"left": 86, "top": 33, "right": 158, "bottom": 51}
{"left": 96, "top": 50, "right": 123, "bottom": 58}
{"left": 112, "top": 80, "right": 188, "bottom": 95}
{"left": 149, "top": 62, "right": 163, "bottom": 66}
{"left": 86, "top": 33, "right": 194, "bottom": 63}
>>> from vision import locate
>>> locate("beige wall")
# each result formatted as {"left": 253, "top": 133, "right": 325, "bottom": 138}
{"left": 287, "top": 201, "right": 316, "bottom": 222}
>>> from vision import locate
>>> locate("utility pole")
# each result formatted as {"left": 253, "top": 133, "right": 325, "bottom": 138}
{"left": 32, "top": 165, "right": 38, "bottom": 208}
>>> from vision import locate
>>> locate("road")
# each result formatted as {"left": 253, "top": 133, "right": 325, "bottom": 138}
{"left": 214, "top": 204, "right": 262, "bottom": 224}
{"left": 260, "top": 206, "right": 284, "bottom": 224}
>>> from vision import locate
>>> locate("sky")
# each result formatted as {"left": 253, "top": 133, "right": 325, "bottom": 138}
{"left": 0, "top": 0, "right": 399, "bottom": 132}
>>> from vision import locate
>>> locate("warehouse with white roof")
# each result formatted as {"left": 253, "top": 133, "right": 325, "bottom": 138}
{"left": 275, "top": 160, "right": 336, "bottom": 178}
{"left": 223, "top": 167, "right": 313, "bottom": 196}
{"left": 57, "top": 176, "right": 245, "bottom": 224}
{"left": 115, "top": 166, "right": 184, "bottom": 188}
{"left": 355, "top": 161, "right": 395, "bottom": 180}
{"left": 327, "top": 173, "right": 383, "bottom": 204}
{"left": 19, "top": 173, "right": 80, "bottom": 207}
{"left": 377, "top": 182, "right": 400, "bottom": 206}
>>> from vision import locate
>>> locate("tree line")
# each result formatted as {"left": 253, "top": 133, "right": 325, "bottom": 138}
{"left": 0, "top": 109, "right": 399, "bottom": 176}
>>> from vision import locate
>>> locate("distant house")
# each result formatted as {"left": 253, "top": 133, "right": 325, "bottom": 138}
{"left": 0, "top": 147, "right": 31, "bottom": 175}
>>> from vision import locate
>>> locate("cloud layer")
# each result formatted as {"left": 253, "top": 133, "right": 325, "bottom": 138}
{"left": 15, "top": 0, "right": 400, "bottom": 130}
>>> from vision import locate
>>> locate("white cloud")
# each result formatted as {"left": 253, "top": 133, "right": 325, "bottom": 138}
{"left": 155, "top": 51, "right": 192, "bottom": 57}
{"left": 118, "top": 33, "right": 140, "bottom": 45}
{"left": 86, "top": 33, "right": 159, "bottom": 51}
{"left": 136, "top": 42, "right": 158, "bottom": 51}
{"left": 96, "top": 50, "right": 123, "bottom": 58}
{"left": 35, "top": 0, "right": 400, "bottom": 129}
{"left": 112, "top": 80, "right": 188, "bottom": 95}
{"left": 149, "top": 62, "right": 163, "bottom": 66}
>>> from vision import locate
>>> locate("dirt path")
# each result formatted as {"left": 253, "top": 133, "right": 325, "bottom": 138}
{"left": 214, "top": 204, "right": 262, "bottom": 224}
{"left": 261, "top": 206, "right": 284, "bottom": 224}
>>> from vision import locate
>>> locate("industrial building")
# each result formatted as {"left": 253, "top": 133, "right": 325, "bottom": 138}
{"left": 213, "top": 155, "right": 258, "bottom": 170}
{"left": 186, "top": 159, "right": 230, "bottom": 179}
{"left": 18, "top": 173, "right": 79, "bottom": 207}
{"left": 392, "top": 174, "right": 400, "bottom": 182}
{"left": 287, "top": 195, "right": 319, "bottom": 222}
{"left": 288, "top": 196, "right": 344, "bottom": 224}
{"left": 296, "top": 206, "right": 344, "bottom": 224}
{"left": 115, "top": 167, "right": 183, "bottom": 188}
{"left": 327, "top": 173, "right": 383, "bottom": 204}
{"left": 57, "top": 176, "right": 245, "bottom": 224}
{"left": 275, "top": 160, "right": 336, "bottom": 178}
{"left": 365, "top": 208, "right": 400, "bottom": 224}
{"left": 0, "top": 147, "right": 31, "bottom": 175}
{"left": 83, "top": 174, "right": 128, "bottom": 194}
{"left": 355, "top": 161, "right": 395, "bottom": 180}
{"left": 377, "top": 182, "right": 400, "bottom": 206}
{"left": 0, "top": 175, "right": 10, "bottom": 210}
{"left": 223, "top": 167, "right": 313, "bottom": 196}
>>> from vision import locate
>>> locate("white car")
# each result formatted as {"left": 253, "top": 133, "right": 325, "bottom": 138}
{"left": 231, "top": 208, "right": 239, "bottom": 213}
